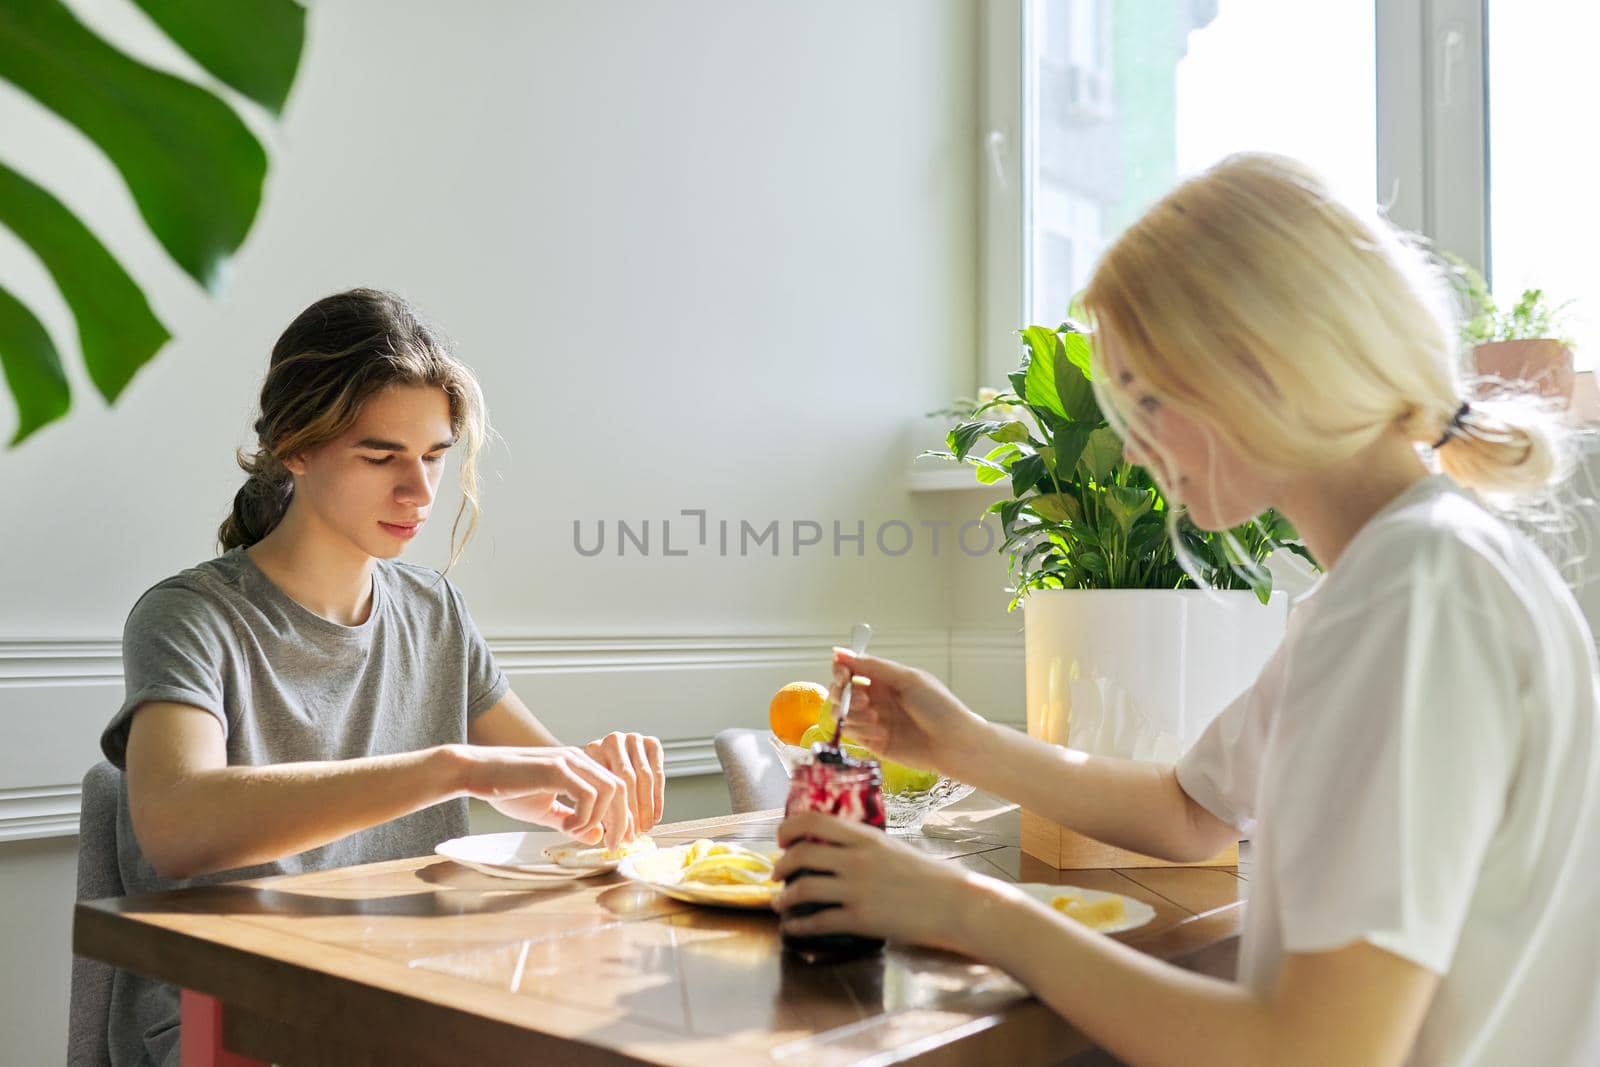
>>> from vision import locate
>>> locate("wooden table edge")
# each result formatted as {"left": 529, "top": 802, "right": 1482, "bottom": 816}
{"left": 73, "top": 803, "right": 1244, "bottom": 1066}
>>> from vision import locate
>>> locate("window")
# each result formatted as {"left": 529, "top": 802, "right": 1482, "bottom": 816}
{"left": 981, "top": 1, "right": 1587, "bottom": 388}
{"left": 1024, "top": 0, "right": 1378, "bottom": 325}
{"left": 1487, "top": 1, "right": 1597, "bottom": 368}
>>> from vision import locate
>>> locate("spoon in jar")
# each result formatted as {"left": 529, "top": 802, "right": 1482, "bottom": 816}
{"left": 828, "top": 622, "right": 873, "bottom": 747}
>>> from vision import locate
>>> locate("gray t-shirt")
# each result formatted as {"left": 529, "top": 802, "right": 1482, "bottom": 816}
{"left": 97, "top": 547, "right": 509, "bottom": 1065}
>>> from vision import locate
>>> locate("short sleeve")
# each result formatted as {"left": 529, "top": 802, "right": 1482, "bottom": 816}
{"left": 101, "top": 585, "right": 233, "bottom": 768}
{"left": 1268, "top": 562, "right": 1522, "bottom": 975}
{"left": 1175, "top": 637, "right": 1288, "bottom": 836}
{"left": 446, "top": 581, "right": 510, "bottom": 719}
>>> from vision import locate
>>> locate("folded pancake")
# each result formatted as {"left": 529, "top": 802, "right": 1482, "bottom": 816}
{"left": 544, "top": 833, "right": 657, "bottom": 868}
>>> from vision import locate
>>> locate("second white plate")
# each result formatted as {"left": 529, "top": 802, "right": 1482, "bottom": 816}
{"left": 618, "top": 840, "right": 784, "bottom": 910}
{"left": 1011, "top": 882, "right": 1156, "bottom": 935}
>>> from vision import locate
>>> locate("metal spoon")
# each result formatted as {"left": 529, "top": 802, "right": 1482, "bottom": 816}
{"left": 829, "top": 622, "right": 873, "bottom": 745}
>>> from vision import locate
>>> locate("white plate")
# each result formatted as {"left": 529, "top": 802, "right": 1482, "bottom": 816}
{"left": 618, "top": 839, "right": 783, "bottom": 910}
{"left": 434, "top": 831, "right": 612, "bottom": 881}
{"left": 1012, "top": 883, "right": 1156, "bottom": 935}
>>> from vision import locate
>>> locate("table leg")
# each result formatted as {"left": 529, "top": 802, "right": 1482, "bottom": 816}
{"left": 180, "top": 989, "right": 270, "bottom": 1067}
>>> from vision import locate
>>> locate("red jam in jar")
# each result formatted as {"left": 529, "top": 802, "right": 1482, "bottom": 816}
{"left": 781, "top": 745, "right": 886, "bottom": 962}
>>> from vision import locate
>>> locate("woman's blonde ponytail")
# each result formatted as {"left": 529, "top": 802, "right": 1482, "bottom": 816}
{"left": 1431, "top": 393, "right": 1570, "bottom": 502}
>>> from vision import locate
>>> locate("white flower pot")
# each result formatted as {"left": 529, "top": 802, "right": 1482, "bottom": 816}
{"left": 1023, "top": 588, "right": 1287, "bottom": 762}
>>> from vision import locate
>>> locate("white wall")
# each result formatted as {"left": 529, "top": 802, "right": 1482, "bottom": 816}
{"left": 0, "top": 0, "right": 981, "bottom": 637}
{"left": 0, "top": 3, "right": 1027, "bottom": 1062}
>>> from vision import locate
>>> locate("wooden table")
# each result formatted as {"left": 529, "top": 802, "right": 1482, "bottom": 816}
{"left": 75, "top": 794, "right": 1245, "bottom": 1066}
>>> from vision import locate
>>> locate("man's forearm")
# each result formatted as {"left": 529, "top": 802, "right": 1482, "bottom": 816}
{"left": 135, "top": 745, "right": 466, "bottom": 879}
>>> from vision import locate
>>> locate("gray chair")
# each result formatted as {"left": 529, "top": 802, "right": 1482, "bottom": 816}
{"left": 712, "top": 728, "right": 791, "bottom": 813}
{"left": 68, "top": 761, "right": 123, "bottom": 1067}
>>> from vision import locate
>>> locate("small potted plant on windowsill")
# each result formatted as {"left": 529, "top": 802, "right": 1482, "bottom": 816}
{"left": 1451, "top": 262, "right": 1577, "bottom": 403}
{"left": 925, "top": 321, "right": 1315, "bottom": 869}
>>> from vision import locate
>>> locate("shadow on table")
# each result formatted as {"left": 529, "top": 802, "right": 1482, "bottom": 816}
{"left": 105, "top": 861, "right": 584, "bottom": 919}
{"left": 520, "top": 903, "right": 1044, "bottom": 1060}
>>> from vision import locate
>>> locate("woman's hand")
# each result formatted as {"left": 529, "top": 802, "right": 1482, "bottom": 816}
{"left": 455, "top": 745, "right": 634, "bottom": 847}
{"left": 771, "top": 810, "right": 990, "bottom": 954}
{"left": 829, "top": 649, "right": 995, "bottom": 781}
{"left": 583, "top": 731, "right": 667, "bottom": 835}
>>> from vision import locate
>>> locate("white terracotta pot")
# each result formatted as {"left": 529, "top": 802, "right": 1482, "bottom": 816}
{"left": 1023, "top": 588, "right": 1287, "bottom": 762}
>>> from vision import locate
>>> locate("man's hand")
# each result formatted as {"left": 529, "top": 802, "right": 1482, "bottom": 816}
{"left": 583, "top": 731, "right": 666, "bottom": 836}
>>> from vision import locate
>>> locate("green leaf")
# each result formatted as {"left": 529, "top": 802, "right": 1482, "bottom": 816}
{"left": 1055, "top": 356, "right": 1098, "bottom": 423}
{"left": 1028, "top": 322, "right": 1100, "bottom": 423}
{"left": 1077, "top": 426, "right": 1122, "bottom": 484}
{"left": 1017, "top": 536, "right": 1064, "bottom": 572}
{"left": 1284, "top": 541, "right": 1320, "bottom": 569}
{"left": 983, "top": 442, "right": 1022, "bottom": 465}
{"left": 948, "top": 419, "right": 1004, "bottom": 459}
{"left": 1126, "top": 516, "right": 1168, "bottom": 558}
{"left": 1007, "top": 364, "right": 1029, "bottom": 401}
{"left": 1262, "top": 510, "right": 1297, "bottom": 541}
{"left": 1009, "top": 453, "right": 1048, "bottom": 496}
{"left": 989, "top": 420, "right": 1031, "bottom": 444}
{"left": 0, "top": 0, "right": 270, "bottom": 288}
{"left": 0, "top": 284, "right": 70, "bottom": 444}
{"left": 989, "top": 498, "right": 1027, "bottom": 525}
{"left": 1104, "top": 485, "right": 1154, "bottom": 536}
{"left": 972, "top": 392, "right": 1024, "bottom": 417}
{"left": 1048, "top": 421, "right": 1095, "bottom": 477}
{"left": 960, "top": 455, "right": 1012, "bottom": 477}
{"left": 967, "top": 446, "right": 1018, "bottom": 484}
{"left": 0, "top": 160, "right": 170, "bottom": 403}
{"left": 975, "top": 464, "right": 1009, "bottom": 485}
{"left": 1030, "top": 493, "right": 1082, "bottom": 524}
{"left": 1060, "top": 326, "right": 1094, "bottom": 382}
{"left": 130, "top": 0, "right": 306, "bottom": 114}
{"left": 1018, "top": 325, "right": 1068, "bottom": 420}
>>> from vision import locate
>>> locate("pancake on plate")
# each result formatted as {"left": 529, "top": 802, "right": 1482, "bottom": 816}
{"left": 544, "top": 833, "right": 657, "bottom": 869}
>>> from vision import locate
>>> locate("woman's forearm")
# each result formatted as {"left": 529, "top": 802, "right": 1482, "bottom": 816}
{"left": 956, "top": 880, "right": 1277, "bottom": 1067}
{"left": 953, "top": 724, "right": 1232, "bottom": 862}
{"left": 136, "top": 745, "right": 466, "bottom": 879}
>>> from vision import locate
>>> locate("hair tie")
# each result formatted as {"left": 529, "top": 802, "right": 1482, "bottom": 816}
{"left": 1431, "top": 401, "right": 1471, "bottom": 450}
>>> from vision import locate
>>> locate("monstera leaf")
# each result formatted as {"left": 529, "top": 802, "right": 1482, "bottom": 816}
{"left": 0, "top": 0, "right": 306, "bottom": 445}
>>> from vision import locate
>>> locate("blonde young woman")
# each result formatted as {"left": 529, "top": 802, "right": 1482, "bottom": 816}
{"left": 101, "top": 289, "right": 666, "bottom": 1065}
{"left": 773, "top": 154, "right": 1599, "bottom": 1066}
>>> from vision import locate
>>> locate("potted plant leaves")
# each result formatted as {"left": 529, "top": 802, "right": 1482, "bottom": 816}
{"left": 926, "top": 321, "right": 1313, "bottom": 868}
{"left": 1451, "top": 261, "right": 1576, "bottom": 403}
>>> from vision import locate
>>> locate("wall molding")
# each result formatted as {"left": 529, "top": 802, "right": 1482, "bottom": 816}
{"left": 0, "top": 631, "right": 975, "bottom": 679}
{"left": 0, "top": 640, "right": 123, "bottom": 687}
{"left": 0, "top": 784, "right": 82, "bottom": 843}
{"left": 0, "top": 628, "right": 1023, "bottom": 841}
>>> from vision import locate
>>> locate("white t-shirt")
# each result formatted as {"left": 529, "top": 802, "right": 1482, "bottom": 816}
{"left": 1177, "top": 474, "right": 1600, "bottom": 1066}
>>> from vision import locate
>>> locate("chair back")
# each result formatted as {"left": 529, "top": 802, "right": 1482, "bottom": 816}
{"left": 68, "top": 760, "right": 124, "bottom": 1067}
{"left": 712, "top": 728, "right": 791, "bottom": 813}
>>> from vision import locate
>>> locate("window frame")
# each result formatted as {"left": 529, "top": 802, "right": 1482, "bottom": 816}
{"left": 978, "top": 0, "right": 1491, "bottom": 391}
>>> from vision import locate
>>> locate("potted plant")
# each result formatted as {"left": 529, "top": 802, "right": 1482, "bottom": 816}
{"left": 1450, "top": 261, "right": 1576, "bottom": 402}
{"left": 927, "top": 321, "right": 1314, "bottom": 868}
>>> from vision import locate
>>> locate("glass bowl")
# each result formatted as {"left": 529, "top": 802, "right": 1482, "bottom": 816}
{"left": 768, "top": 734, "right": 974, "bottom": 833}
